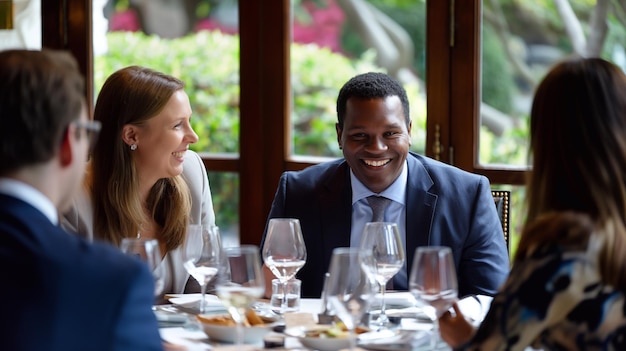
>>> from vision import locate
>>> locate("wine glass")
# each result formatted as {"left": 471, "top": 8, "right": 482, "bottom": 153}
{"left": 216, "top": 245, "right": 265, "bottom": 345}
{"left": 262, "top": 218, "right": 307, "bottom": 315}
{"left": 182, "top": 224, "right": 222, "bottom": 314}
{"left": 324, "top": 247, "right": 377, "bottom": 351}
{"left": 409, "top": 246, "right": 458, "bottom": 349}
{"left": 359, "top": 222, "right": 405, "bottom": 329}
{"left": 120, "top": 238, "right": 164, "bottom": 299}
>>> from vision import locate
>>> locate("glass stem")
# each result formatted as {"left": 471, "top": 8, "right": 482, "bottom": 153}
{"left": 235, "top": 309, "right": 245, "bottom": 345}
{"left": 431, "top": 317, "right": 440, "bottom": 349}
{"left": 199, "top": 283, "right": 207, "bottom": 314}
{"left": 380, "top": 282, "right": 387, "bottom": 318}
{"left": 348, "top": 327, "right": 357, "bottom": 351}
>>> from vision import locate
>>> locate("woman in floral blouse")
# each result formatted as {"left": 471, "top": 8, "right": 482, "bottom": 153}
{"left": 439, "top": 57, "right": 626, "bottom": 350}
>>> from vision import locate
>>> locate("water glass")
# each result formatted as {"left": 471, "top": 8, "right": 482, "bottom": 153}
{"left": 270, "top": 278, "right": 301, "bottom": 313}
{"left": 120, "top": 238, "right": 164, "bottom": 298}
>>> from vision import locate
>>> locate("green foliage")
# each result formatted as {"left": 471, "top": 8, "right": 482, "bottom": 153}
{"left": 480, "top": 117, "right": 529, "bottom": 166}
{"left": 482, "top": 23, "right": 515, "bottom": 114}
{"left": 604, "top": 16, "right": 626, "bottom": 62}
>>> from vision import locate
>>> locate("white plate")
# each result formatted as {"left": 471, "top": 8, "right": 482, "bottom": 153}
{"left": 200, "top": 318, "right": 272, "bottom": 344}
{"left": 167, "top": 294, "right": 227, "bottom": 313}
{"left": 359, "top": 330, "right": 429, "bottom": 351}
{"left": 285, "top": 325, "right": 391, "bottom": 351}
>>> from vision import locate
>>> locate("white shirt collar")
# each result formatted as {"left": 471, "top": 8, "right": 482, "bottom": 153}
{"left": 0, "top": 178, "right": 59, "bottom": 225}
{"left": 350, "top": 161, "right": 408, "bottom": 205}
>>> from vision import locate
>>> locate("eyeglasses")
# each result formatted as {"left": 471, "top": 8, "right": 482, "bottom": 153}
{"left": 71, "top": 119, "right": 101, "bottom": 152}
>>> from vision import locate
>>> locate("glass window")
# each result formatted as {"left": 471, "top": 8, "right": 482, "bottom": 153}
{"left": 96, "top": 0, "right": 240, "bottom": 154}
{"left": 479, "top": 0, "right": 626, "bottom": 253}
{"left": 479, "top": 0, "right": 626, "bottom": 168}
{"left": 290, "top": 0, "right": 427, "bottom": 158}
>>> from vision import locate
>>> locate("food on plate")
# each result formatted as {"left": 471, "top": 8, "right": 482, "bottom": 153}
{"left": 245, "top": 308, "right": 265, "bottom": 325}
{"left": 197, "top": 308, "right": 271, "bottom": 327}
{"left": 196, "top": 314, "right": 236, "bottom": 326}
{"left": 303, "top": 322, "right": 369, "bottom": 338}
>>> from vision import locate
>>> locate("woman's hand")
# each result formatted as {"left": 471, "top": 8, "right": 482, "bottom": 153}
{"left": 439, "top": 302, "right": 476, "bottom": 349}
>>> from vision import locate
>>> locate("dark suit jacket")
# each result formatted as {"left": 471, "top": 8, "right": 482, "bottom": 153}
{"left": 262, "top": 152, "right": 510, "bottom": 298}
{"left": 0, "top": 194, "right": 163, "bottom": 351}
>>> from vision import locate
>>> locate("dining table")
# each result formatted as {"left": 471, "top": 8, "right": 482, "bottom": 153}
{"left": 156, "top": 292, "right": 488, "bottom": 351}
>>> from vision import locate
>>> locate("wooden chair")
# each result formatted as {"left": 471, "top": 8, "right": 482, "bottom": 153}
{"left": 491, "top": 190, "right": 511, "bottom": 253}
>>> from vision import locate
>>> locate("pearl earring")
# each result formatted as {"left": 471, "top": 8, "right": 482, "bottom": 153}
{"left": 130, "top": 144, "right": 137, "bottom": 151}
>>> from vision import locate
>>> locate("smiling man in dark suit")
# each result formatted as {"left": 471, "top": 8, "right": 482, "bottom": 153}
{"left": 0, "top": 49, "right": 163, "bottom": 351}
{"left": 261, "top": 72, "right": 509, "bottom": 298}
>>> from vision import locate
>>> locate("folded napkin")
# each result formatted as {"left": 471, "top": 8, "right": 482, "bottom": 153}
{"left": 383, "top": 294, "right": 493, "bottom": 325}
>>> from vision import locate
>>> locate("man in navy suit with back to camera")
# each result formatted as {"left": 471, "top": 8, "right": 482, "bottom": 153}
{"left": 261, "top": 72, "right": 509, "bottom": 298}
{"left": 0, "top": 49, "right": 163, "bottom": 350}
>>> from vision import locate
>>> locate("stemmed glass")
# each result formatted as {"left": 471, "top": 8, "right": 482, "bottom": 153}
{"left": 359, "top": 222, "right": 405, "bottom": 328}
{"left": 409, "top": 246, "right": 458, "bottom": 349}
{"left": 216, "top": 245, "right": 265, "bottom": 345}
{"left": 182, "top": 224, "right": 222, "bottom": 314}
{"left": 324, "top": 247, "right": 377, "bottom": 351}
{"left": 120, "top": 238, "right": 164, "bottom": 299}
{"left": 262, "top": 218, "right": 307, "bottom": 315}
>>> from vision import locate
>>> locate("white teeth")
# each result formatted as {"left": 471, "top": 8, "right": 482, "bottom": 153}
{"left": 172, "top": 151, "right": 186, "bottom": 158}
{"left": 364, "top": 159, "right": 390, "bottom": 167}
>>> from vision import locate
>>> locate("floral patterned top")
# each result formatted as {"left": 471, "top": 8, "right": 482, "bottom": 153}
{"left": 462, "top": 217, "right": 626, "bottom": 351}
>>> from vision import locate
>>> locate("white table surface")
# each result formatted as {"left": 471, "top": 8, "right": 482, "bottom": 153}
{"left": 158, "top": 295, "right": 457, "bottom": 350}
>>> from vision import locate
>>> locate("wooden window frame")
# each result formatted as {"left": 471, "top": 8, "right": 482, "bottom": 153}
{"left": 429, "top": 0, "right": 527, "bottom": 185}
{"left": 42, "top": 0, "right": 525, "bottom": 246}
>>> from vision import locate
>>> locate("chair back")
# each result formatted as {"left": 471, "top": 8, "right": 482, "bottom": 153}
{"left": 491, "top": 190, "right": 510, "bottom": 253}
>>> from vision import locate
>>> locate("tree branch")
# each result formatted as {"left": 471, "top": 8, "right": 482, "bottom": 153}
{"left": 335, "top": 0, "right": 416, "bottom": 80}
{"left": 553, "top": 0, "right": 587, "bottom": 56}
{"left": 484, "top": 0, "right": 537, "bottom": 89}
{"left": 587, "top": 0, "right": 609, "bottom": 57}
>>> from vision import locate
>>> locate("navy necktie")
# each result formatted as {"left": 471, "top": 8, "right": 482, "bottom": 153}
{"left": 367, "top": 196, "right": 391, "bottom": 222}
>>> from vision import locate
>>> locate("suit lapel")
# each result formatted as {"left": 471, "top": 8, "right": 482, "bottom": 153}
{"left": 405, "top": 154, "right": 438, "bottom": 274}
{"left": 318, "top": 161, "right": 352, "bottom": 268}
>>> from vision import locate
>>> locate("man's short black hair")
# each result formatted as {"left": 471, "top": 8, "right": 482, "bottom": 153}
{"left": 336, "top": 72, "right": 410, "bottom": 129}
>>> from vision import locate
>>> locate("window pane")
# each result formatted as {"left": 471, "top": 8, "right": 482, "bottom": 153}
{"left": 207, "top": 171, "right": 240, "bottom": 247}
{"left": 95, "top": 0, "right": 240, "bottom": 154}
{"left": 290, "top": 0, "right": 427, "bottom": 158}
{"left": 479, "top": 0, "right": 626, "bottom": 168}
{"left": 0, "top": 0, "right": 41, "bottom": 50}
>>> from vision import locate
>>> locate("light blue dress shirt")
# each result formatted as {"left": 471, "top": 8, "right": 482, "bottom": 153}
{"left": 349, "top": 161, "right": 408, "bottom": 286}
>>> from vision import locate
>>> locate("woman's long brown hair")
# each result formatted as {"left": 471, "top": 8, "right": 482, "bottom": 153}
{"left": 89, "top": 66, "right": 191, "bottom": 252}
{"left": 519, "top": 57, "right": 626, "bottom": 290}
